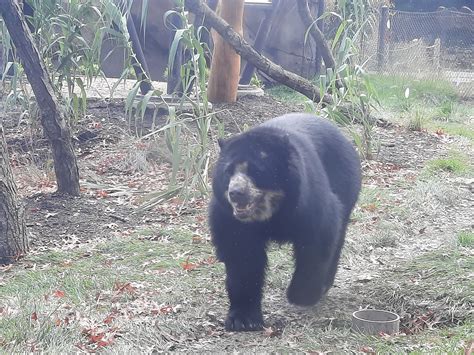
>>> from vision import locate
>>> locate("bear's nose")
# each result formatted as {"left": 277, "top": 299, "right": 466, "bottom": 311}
{"left": 228, "top": 189, "right": 249, "bottom": 205}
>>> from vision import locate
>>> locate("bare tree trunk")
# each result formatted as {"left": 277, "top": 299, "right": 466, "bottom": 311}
{"left": 184, "top": 0, "right": 334, "bottom": 105}
{"left": 239, "top": 4, "right": 274, "bottom": 85}
{"left": 207, "top": 0, "right": 245, "bottom": 103}
{"left": 297, "top": 0, "right": 344, "bottom": 89}
{"left": 0, "top": 0, "right": 80, "bottom": 196}
{"left": 314, "top": 0, "right": 325, "bottom": 74}
{"left": 0, "top": 125, "right": 28, "bottom": 265}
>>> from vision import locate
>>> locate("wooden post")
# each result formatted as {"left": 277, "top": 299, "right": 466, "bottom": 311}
{"left": 437, "top": 8, "right": 448, "bottom": 64}
{"left": 207, "top": 0, "right": 245, "bottom": 103}
{"left": 0, "top": 124, "right": 28, "bottom": 264}
{"left": 377, "top": 5, "right": 389, "bottom": 71}
{"left": 0, "top": 0, "right": 80, "bottom": 196}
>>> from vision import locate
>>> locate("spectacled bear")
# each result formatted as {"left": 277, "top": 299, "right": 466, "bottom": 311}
{"left": 209, "top": 113, "right": 361, "bottom": 332}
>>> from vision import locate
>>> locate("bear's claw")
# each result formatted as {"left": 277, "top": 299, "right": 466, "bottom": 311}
{"left": 225, "top": 309, "right": 264, "bottom": 331}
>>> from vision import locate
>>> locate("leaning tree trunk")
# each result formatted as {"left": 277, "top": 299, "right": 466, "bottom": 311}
{"left": 184, "top": 0, "right": 334, "bottom": 105}
{"left": 0, "top": 125, "right": 28, "bottom": 265}
{"left": 0, "top": 0, "right": 80, "bottom": 196}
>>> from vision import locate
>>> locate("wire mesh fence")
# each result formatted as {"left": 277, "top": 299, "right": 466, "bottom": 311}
{"left": 359, "top": 7, "right": 474, "bottom": 98}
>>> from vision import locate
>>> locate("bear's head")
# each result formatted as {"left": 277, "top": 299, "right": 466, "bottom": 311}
{"left": 212, "top": 127, "right": 297, "bottom": 223}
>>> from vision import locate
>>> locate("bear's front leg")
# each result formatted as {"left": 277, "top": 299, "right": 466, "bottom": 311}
{"left": 223, "top": 245, "right": 267, "bottom": 331}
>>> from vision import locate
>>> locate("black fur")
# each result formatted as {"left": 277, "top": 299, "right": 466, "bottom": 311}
{"left": 209, "top": 113, "right": 361, "bottom": 331}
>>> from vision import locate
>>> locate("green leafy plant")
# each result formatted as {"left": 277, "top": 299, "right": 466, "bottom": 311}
{"left": 163, "top": 0, "right": 215, "bottom": 197}
{"left": 250, "top": 74, "right": 263, "bottom": 88}
{"left": 407, "top": 108, "right": 426, "bottom": 131}
{"left": 0, "top": 0, "right": 143, "bottom": 125}
{"left": 135, "top": 0, "right": 219, "bottom": 211}
{"left": 305, "top": 9, "right": 381, "bottom": 160}
{"left": 437, "top": 99, "right": 456, "bottom": 121}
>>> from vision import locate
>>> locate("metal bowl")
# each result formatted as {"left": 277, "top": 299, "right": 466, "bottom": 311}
{"left": 352, "top": 309, "right": 400, "bottom": 335}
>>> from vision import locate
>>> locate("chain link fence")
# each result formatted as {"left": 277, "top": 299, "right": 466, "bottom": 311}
{"left": 360, "top": 7, "right": 474, "bottom": 98}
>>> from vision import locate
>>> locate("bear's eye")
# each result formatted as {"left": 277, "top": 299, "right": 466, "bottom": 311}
{"left": 223, "top": 163, "right": 234, "bottom": 176}
{"left": 248, "top": 163, "right": 266, "bottom": 180}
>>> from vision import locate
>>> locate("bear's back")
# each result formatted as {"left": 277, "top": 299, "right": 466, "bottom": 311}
{"left": 261, "top": 113, "right": 361, "bottom": 219}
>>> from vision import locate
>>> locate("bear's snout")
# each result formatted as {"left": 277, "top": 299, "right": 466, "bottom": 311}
{"left": 228, "top": 188, "right": 250, "bottom": 206}
{"left": 227, "top": 170, "right": 254, "bottom": 208}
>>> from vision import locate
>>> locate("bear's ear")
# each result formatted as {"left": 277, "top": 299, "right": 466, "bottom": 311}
{"left": 217, "top": 138, "right": 226, "bottom": 150}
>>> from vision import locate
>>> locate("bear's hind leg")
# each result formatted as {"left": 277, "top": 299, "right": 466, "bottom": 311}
{"left": 323, "top": 229, "right": 347, "bottom": 291}
{"left": 287, "top": 240, "right": 332, "bottom": 306}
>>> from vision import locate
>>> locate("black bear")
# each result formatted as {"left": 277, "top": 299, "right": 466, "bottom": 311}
{"left": 209, "top": 113, "right": 361, "bottom": 331}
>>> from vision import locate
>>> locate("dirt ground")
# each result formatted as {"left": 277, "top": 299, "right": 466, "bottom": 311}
{"left": 3, "top": 95, "right": 304, "bottom": 247}
{"left": 1, "top": 94, "right": 473, "bottom": 352}
{"left": 7, "top": 95, "right": 470, "bottom": 247}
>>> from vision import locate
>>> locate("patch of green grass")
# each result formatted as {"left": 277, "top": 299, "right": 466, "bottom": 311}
{"left": 458, "top": 231, "right": 474, "bottom": 248}
{"left": 1, "top": 220, "right": 472, "bottom": 353}
{"left": 368, "top": 74, "right": 458, "bottom": 110}
{"left": 287, "top": 248, "right": 473, "bottom": 353}
{"left": 0, "top": 249, "right": 117, "bottom": 351}
{"left": 429, "top": 122, "right": 474, "bottom": 141}
{"left": 425, "top": 151, "right": 471, "bottom": 175}
{"left": 437, "top": 99, "right": 456, "bottom": 120}
{"left": 266, "top": 85, "right": 307, "bottom": 104}
{"left": 407, "top": 108, "right": 427, "bottom": 131}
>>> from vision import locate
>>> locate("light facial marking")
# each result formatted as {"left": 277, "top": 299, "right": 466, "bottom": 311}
{"left": 235, "top": 162, "right": 248, "bottom": 173}
{"left": 224, "top": 161, "right": 284, "bottom": 223}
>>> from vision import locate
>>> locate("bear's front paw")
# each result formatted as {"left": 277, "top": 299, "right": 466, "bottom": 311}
{"left": 287, "top": 279, "right": 326, "bottom": 306}
{"left": 225, "top": 308, "right": 264, "bottom": 331}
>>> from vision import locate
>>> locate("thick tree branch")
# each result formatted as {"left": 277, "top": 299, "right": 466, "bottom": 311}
{"left": 185, "top": 0, "right": 333, "bottom": 104}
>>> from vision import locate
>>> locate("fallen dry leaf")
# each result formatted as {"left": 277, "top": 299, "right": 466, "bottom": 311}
{"left": 181, "top": 256, "right": 198, "bottom": 271}
{"left": 113, "top": 282, "right": 137, "bottom": 295}
{"left": 360, "top": 346, "right": 376, "bottom": 354}
{"left": 103, "top": 313, "right": 116, "bottom": 325}
{"left": 96, "top": 190, "right": 109, "bottom": 198}
{"left": 159, "top": 305, "right": 174, "bottom": 314}
{"left": 465, "top": 341, "right": 473, "bottom": 355}
{"left": 53, "top": 290, "right": 66, "bottom": 298}
{"left": 263, "top": 326, "right": 281, "bottom": 337}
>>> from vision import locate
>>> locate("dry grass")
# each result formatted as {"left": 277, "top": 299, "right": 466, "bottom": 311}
{"left": 1, "top": 165, "right": 473, "bottom": 352}
{"left": 1, "top": 228, "right": 471, "bottom": 353}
